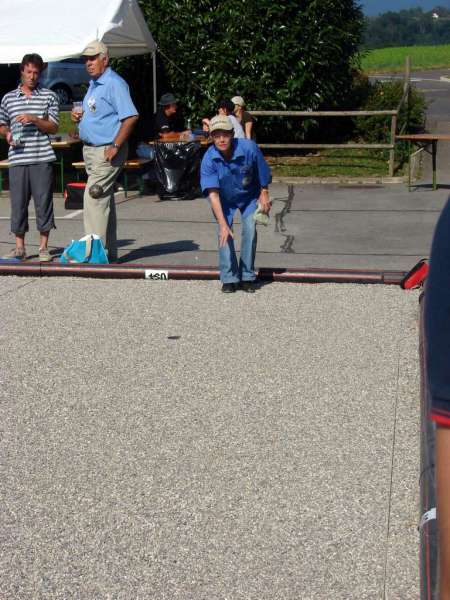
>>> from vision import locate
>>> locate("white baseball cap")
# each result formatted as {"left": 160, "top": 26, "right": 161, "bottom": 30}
{"left": 209, "top": 115, "right": 233, "bottom": 132}
{"left": 231, "top": 96, "right": 245, "bottom": 107}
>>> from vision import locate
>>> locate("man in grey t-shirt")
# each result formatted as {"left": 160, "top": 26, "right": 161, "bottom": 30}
{"left": 0, "top": 53, "right": 59, "bottom": 261}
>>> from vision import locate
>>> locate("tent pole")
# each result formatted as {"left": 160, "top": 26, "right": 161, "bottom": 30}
{"left": 153, "top": 50, "right": 157, "bottom": 113}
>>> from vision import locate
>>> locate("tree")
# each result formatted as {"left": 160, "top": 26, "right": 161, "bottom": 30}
{"left": 116, "top": 0, "right": 363, "bottom": 140}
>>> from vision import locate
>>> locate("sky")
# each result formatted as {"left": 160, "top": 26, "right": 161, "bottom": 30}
{"left": 362, "top": 0, "right": 450, "bottom": 15}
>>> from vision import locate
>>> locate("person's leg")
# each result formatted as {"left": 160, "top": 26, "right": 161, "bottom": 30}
{"left": 29, "top": 163, "right": 55, "bottom": 256}
{"left": 239, "top": 204, "right": 257, "bottom": 282}
{"left": 217, "top": 206, "right": 239, "bottom": 284}
{"left": 106, "top": 193, "right": 118, "bottom": 262}
{"left": 437, "top": 425, "right": 450, "bottom": 600}
{"left": 7, "top": 165, "right": 31, "bottom": 257}
{"left": 83, "top": 144, "right": 127, "bottom": 260}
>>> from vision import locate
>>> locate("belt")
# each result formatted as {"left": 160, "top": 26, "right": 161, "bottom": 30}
{"left": 83, "top": 142, "right": 112, "bottom": 147}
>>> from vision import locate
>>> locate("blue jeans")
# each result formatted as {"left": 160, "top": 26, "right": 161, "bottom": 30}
{"left": 218, "top": 204, "right": 257, "bottom": 283}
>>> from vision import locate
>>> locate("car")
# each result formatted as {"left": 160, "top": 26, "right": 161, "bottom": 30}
{"left": 0, "top": 58, "right": 90, "bottom": 106}
{"left": 40, "top": 59, "right": 90, "bottom": 105}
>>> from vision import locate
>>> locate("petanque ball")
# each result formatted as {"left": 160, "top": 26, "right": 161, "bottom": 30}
{"left": 89, "top": 184, "right": 104, "bottom": 199}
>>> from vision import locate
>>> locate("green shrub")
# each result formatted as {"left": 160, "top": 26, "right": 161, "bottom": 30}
{"left": 355, "top": 79, "right": 427, "bottom": 164}
{"left": 114, "top": 0, "right": 364, "bottom": 143}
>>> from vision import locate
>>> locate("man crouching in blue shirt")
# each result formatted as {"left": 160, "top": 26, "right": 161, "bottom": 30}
{"left": 200, "top": 115, "right": 272, "bottom": 293}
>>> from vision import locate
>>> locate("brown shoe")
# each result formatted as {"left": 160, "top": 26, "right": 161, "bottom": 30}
{"left": 2, "top": 247, "right": 26, "bottom": 260}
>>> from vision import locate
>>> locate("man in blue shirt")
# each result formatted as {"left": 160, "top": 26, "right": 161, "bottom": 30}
{"left": 72, "top": 40, "right": 139, "bottom": 262}
{"left": 200, "top": 115, "right": 271, "bottom": 293}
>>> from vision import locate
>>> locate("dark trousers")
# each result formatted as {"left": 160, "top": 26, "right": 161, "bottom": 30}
{"left": 9, "top": 163, "right": 55, "bottom": 234}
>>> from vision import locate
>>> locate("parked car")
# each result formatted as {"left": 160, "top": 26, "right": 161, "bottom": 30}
{"left": 40, "top": 59, "right": 90, "bottom": 105}
{"left": 0, "top": 59, "right": 90, "bottom": 106}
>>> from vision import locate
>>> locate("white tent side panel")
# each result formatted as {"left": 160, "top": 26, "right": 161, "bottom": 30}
{"left": 0, "top": 0, "right": 157, "bottom": 63}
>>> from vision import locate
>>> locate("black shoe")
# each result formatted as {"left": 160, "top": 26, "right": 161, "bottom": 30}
{"left": 222, "top": 283, "right": 236, "bottom": 293}
{"left": 240, "top": 280, "right": 256, "bottom": 293}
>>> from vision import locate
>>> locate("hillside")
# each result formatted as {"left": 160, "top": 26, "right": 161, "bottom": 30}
{"left": 363, "top": 0, "right": 450, "bottom": 16}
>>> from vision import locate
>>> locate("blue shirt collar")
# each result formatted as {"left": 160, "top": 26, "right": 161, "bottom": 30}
{"left": 211, "top": 138, "right": 245, "bottom": 162}
{"left": 91, "top": 67, "right": 112, "bottom": 86}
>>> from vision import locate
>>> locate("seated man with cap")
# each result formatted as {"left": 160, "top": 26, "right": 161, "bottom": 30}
{"left": 200, "top": 115, "right": 271, "bottom": 293}
{"left": 153, "top": 93, "right": 185, "bottom": 138}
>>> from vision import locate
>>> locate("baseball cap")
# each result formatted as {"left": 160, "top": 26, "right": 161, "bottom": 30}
{"left": 231, "top": 96, "right": 245, "bottom": 107}
{"left": 209, "top": 115, "right": 233, "bottom": 132}
{"left": 82, "top": 40, "right": 108, "bottom": 57}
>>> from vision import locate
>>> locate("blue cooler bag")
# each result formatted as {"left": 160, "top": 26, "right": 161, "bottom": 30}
{"left": 59, "top": 234, "right": 109, "bottom": 264}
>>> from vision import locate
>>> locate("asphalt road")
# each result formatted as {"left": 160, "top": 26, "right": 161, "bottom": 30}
{"left": 370, "top": 68, "right": 450, "bottom": 125}
{"left": 0, "top": 180, "right": 445, "bottom": 270}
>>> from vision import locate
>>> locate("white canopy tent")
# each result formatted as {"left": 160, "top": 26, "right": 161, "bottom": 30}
{"left": 0, "top": 0, "right": 158, "bottom": 110}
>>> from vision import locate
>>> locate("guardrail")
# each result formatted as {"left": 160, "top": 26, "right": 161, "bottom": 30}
{"left": 249, "top": 58, "right": 412, "bottom": 178}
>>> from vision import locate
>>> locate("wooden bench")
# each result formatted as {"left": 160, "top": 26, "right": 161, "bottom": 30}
{"left": 72, "top": 158, "right": 151, "bottom": 197}
{"left": 0, "top": 147, "right": 78, "bottom": 194}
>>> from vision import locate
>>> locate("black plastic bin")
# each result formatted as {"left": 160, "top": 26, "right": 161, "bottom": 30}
{"left": 155, "top": 141, "right": 203, "bottom": 200}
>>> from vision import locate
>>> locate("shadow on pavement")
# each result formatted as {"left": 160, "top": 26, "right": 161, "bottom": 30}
{"left": 118, "top": 240, "right": 200, "bottom": 263}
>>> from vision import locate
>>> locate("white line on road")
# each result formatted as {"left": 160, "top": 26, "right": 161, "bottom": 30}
{"left": 0, "top": 213, "right": 83, "bottom": 220}
{"left": 62, "top": 209, "right": 83, "bottom": 219}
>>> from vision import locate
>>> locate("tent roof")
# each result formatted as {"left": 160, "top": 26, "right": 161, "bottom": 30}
{"left": 0, "top": 0, "right": 156, "bottom": 63}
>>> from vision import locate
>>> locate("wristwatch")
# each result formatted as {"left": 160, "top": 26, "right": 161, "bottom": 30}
{"left": 112, "top": 143, "right": 120, "bottom": 149}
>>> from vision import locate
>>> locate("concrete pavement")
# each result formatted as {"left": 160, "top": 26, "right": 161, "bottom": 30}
{"left": 0, "top": 180, "right": 444, "bottom": 271}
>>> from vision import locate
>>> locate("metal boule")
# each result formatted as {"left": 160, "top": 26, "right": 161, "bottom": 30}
{"left": 89, "top": 184, "right": 104, "bottom": 199}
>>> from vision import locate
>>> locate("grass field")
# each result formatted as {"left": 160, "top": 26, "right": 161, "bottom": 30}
{"left": 361, "top": 44, "right": 450, "bottom": 73}
{"left": 59, "top": 111, "right": 75, "bottom": 135}
{"left": 267, "top": 149, "right": 400, "bottom": 178}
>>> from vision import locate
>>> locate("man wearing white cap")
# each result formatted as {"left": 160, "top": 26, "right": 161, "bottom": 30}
{"left": 72, "top": 40, "right": 139, "bottom": 262}
{"left": 200, "top": 115, "right": 271, "bottom": 293}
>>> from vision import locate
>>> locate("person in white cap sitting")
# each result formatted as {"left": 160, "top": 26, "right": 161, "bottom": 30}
{"left": 231, "top": 95, "right": 255, "bottom": 140}
{"left": 200, "top": 114, "right": 271, "bottom": 294}
{"left": 202, "top": 100, "right": 245, "bottom": 139}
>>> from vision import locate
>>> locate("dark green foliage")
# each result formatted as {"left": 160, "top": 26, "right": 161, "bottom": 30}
{"left": 363, "top": 7, "right": 450, "bottom": 49}
{"left": 355, "top": 79, "right": 427, "bottom": 163}
{"left": 114, "top": 0, "right": 364, "bottom": 141}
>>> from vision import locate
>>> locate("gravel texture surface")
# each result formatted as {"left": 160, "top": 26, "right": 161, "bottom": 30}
{"left": 0, "top": 278, "right": 420, "bottom": 599}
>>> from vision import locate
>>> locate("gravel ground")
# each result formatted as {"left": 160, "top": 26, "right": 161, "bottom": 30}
{"left": 0, "top": 278, "right": 420, "bottom": 600}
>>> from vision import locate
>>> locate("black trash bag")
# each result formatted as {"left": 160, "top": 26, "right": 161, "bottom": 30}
{"left": 155, "top": 141, "right": 202, "bottom": 200}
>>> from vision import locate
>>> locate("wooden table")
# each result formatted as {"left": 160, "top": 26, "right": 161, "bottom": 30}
{"left": 148, "top": 134, "right": 210, "bottom": 146}
{"left": 396, "top": 134, "right": 450, "bottom": 191}
{"left": 51, "top": 136, "right": 82, "bottom": 194}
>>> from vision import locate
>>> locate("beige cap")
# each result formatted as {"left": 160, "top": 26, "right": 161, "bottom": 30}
{"left": 231, "top": 95, "right": 245, "bottom": 107}
{"left": 82, "top": 40, "right": 108, "bottom": 57}
{"left": 209, "top": 115, "right": 233, "bottom": 132}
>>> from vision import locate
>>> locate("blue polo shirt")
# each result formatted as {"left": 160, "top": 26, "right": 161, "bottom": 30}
{"left": 200, "top": 139, "right": 272, "bottom": 212}
{"left": 78, "top": 67, "right": 138, "bottom": 145}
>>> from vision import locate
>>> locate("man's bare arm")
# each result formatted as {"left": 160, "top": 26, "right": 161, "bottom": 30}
{"left": 208, "top": 189, "right": 233, "bottom": 247}
{"left": 104, "top": 115, "right": 139, "bottom": 162}
{"left": 114, "top": 115, "right": 139, "bottom": 147}
{"left": 15, "top": 114, "right": 58, "bottom": 135}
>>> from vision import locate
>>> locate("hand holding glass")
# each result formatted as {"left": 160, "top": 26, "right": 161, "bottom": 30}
{"left": 72, "top": 102, "right": 83, "bottom": 124}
